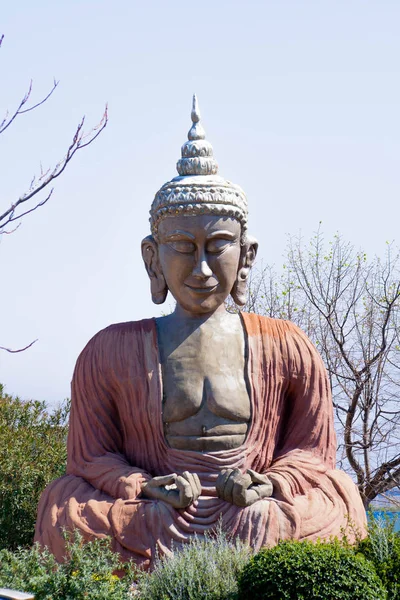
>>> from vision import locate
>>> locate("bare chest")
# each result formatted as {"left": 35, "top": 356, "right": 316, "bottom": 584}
{"left": 157, "top": 314, "right": 251, "bottom": 451}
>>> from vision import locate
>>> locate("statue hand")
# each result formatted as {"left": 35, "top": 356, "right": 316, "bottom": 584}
{"left": 216, "top": 468, "right": 273, "bottom": 507}
{"left": 141, "top": 471, "right": 201, "bottom": 509}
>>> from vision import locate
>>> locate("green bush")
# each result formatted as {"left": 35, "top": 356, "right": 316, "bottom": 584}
{"left": 238, "top": 539, "right": 386, "bottom": 600}
{"left": 137, "top": 525, "right": 253, "bottom": 600}
{"left": 0, "top": 383, "right": 69, "bottom": 550}
{"left": 0, "top": 530, "right": 137, "bottom": 599}
{"left": 357, "top": 513, "right": 400, "bottom": 599}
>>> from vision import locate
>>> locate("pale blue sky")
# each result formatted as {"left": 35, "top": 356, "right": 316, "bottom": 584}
{"left": 1, "top": 1, "right": 399, "bottom": 404}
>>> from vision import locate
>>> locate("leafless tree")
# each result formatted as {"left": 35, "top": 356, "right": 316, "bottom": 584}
{"left": 238, "top": 228, "right": 400, "bottom": 508}
{"left": 0, "top": 34, "right": 108, "bottom": 352}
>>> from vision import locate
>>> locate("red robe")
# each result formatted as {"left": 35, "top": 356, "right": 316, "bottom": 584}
{"left": 35, "top": 314, "right": 366, "bottom": 568}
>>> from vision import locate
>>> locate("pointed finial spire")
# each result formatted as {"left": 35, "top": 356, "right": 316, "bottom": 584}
{"left": 177, "top": 94, "right": 218, "bottom": 176}
{"left": 188, "top": 94, "right": 205, "bottom": 141}
{"left": 191, "top": 94, "right": 200, "bottom": 122}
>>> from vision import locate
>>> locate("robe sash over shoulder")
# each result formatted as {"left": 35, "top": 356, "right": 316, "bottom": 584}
{"left": 35, "top": 314, "right": 366, "bottom": 568}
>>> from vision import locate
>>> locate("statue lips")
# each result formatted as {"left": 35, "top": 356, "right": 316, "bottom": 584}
{"left": 184, "top": 283, "right": 218, "bottom": 294}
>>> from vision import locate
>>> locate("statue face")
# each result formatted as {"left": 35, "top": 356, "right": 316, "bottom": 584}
{"left": 157, "top": 214, "right": 242, "bottom": 315}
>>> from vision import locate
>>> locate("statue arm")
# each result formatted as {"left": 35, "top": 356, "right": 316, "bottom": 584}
{"left": 279, "top": 322, "right": 336, "bottom": 465}
{"left": 66, "top": 329, "right": 152, "bottom": 500}
{"left": 217, "top": 320, "right": 336, "bottom": 508}
{"left": 265, "top": 322, "right": 337, "bottom": 495}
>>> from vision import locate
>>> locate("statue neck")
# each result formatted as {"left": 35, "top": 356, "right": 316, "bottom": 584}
{"left": 172, "top": 303, "right": 230, "bottom": 325}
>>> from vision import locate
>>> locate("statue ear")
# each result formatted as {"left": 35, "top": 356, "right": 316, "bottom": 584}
{"left": 231, "top": 235, "right": 258, "bottom": 307}
{"left": 141, "top": 236, "right": 168, "bottom": 304}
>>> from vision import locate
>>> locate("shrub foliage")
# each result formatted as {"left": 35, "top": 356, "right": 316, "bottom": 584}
{"left": 238, "top": 539, "right": 387, "bottom": 600}
{"left": 0, "top": 384, "right": 69, "bottom": 549}
{"left": 0, "top": 530, "right": 137, "bottom": 600}
{"left": 357, "top": 514, "right": 400, "bottom": 599}
{"left": 137, "top": 526, "right": 253, "bottom": 600}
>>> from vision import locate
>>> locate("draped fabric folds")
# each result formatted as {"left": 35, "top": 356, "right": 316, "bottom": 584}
{"left": 35, "top": 314, "right": 366, "bottom": 568}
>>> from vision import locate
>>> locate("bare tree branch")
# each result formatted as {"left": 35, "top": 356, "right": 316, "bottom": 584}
{"left": 0, "top": 33, "right": 108, "bottom": 355}
{"left": 0, "top": 340, "right": 38, "bottom": 353}
{"left": 0, "top": 106, "right": 108, "bottom": 233}
{"left": 243, "top": 229, "right": 400, "bottom": 508}
{"left": 0, "top": 79, "right": 59, "bottom": 136}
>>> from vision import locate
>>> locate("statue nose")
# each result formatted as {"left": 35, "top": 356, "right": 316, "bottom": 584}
{"left": 192, "top": 258, "right": 213, "bottom": 279}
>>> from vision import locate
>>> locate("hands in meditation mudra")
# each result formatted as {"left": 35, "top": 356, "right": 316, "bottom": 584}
{"left": 35, "top": 96, "right": 366, "bottom": 568}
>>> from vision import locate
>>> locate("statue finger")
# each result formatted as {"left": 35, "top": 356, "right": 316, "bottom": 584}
{"left": 182, "top": 471, "right": 197, "bottom": 502}
{"left": 232, "top": 479, "right": 250, "bottom": 507}
{"left": 193, "top": 473, "right": 202, "bottom": 497}
{"left": 256, "top": 482, "right": 273, "bottom": 498}
{"left": 182, "top": 471, "right": 201, "bottom": 501}
{"left": 240, "top": 471, "right": 253, "bottom": 489}
{"left": 162, "top": 489, "right": 182, "bottom": 508}
{"left": 223, "top": 469, "right": 241, "bottom": 504}
{"left": 216, "top": 469, "right": 232, "bottom": 498}
{"left": 147, "top": 474, "right": 177, "bottom": 488}
{"left": 243, "top": 488, "right": 260, "bottom": 507}
{"left": 175, "top": 475, "right": 194, "bottom": 506}
{"left": 141, "top": 482, "right": 171, "bottom": 501}
{"left": 247, "top": 469, "right": 271, "bottom": 486}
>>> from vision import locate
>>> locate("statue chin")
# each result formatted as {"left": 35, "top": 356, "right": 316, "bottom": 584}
{"left": 34, "top": 96, "right": 367, "bottom": 570}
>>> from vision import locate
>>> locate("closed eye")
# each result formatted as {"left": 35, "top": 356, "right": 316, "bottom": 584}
{"left": 169, "top": 240, "right": 196, "bottom": 254}
{"left": 206, "top": 239, "right": 233, "bottom": 254}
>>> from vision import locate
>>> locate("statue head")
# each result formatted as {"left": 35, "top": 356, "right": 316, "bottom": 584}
{"left": 142, "top": 95, "right": 258, "bottom": 314}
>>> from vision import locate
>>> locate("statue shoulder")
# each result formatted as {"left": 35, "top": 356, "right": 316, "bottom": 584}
{"left": 241, "top": 312, "right": 321, "bottom": 368}
{"left": 88, "top": 318, "right": 155, "bottom": 343}
{"left": 76, "top": 318, "right": 157, "bottom": 367}
{"left": 241, "top": 312, "right": 306, "bottom": 339}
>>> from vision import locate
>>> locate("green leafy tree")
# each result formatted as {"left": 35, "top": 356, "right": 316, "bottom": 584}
{"left": 0, "top": 384, "right": 69, "bottom": 550}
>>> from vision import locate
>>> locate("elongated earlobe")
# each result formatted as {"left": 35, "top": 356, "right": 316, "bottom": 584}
{"left": 141, "top": 236, "right": 168, "bottom": 304}
{"left": 231, "top": 269, "right": 248, "bottom": 307}
{"left": 231, "top": 235, "right": 258, "bottom": 307}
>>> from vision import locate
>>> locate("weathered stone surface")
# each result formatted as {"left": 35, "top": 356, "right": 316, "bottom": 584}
{"left": 35, "top": 314, "right": 366, "bottom": 568}
{"left": 34, "top": 97, "right": 366, "bottom": 569}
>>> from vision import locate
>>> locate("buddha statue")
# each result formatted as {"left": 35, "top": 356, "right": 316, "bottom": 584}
{"left": 35, "top": 96, "right": 366, "bottom": 568}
